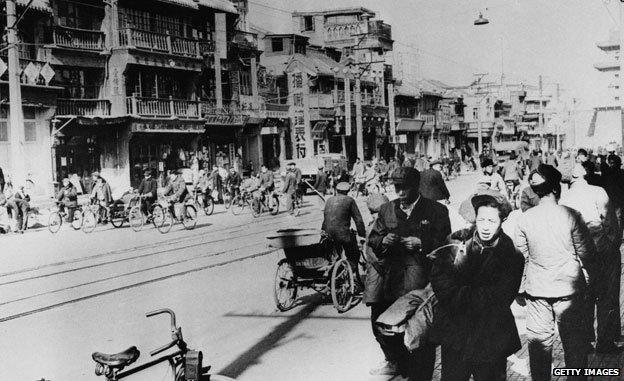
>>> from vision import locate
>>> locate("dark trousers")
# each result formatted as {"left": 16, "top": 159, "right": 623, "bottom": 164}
{"left": 140, "top": 197, "right": 155, "bottom": 216}
{"left": 8, "top": 199, "right": 29, "bottom": 231}
{"left": 441, "top": 346, "right": 506, "bottom": 381}
{"left": 370, "top": 301, "right": 436, "bottom": 380}
{"left": 594, "top": 245, "right": 622, "bottom": 345}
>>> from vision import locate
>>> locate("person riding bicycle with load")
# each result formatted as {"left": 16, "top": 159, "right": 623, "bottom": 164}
{"left": 90, "top": 172, "right": 113, "bottom": 222}
{"left": 137, "top": 169, "right": 158, "bottom": 218}
{"left": 321, "top": 181, "right": 366, "bottom": 288}
{"left": 56, "top": 177, "right": 78, "bottom": 222}
{"left": 162, "top": 169, "right": 189, "bottom": 217}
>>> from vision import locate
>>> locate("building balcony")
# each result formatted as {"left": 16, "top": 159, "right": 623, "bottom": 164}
{"left": 56, "top": 98, "right": 111, "bottom": 116}
{"left": 230, "top": 30, "right": 259, "bottom": 51}
{"left": 368, "top": 20, "right": 392, "bottom": 41}
{"left": 50, "top": 25, "right": 105, "bottom": 51}
{"left": 119, "top": 28, "right": 214, "bottom": 58}
{"left": 126, "top": 95, "right": 204, "bottom": 118}
{"left": 594, "top": 61, "right": 619, "bottom": 72}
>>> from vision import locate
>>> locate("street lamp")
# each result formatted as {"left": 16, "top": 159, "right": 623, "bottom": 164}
{"left": 474, "top": 11, "right": 489, "bottom": 26}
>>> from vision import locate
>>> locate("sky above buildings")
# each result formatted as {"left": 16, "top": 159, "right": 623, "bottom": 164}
{"left": 248, "top": 0, "right": 616, "bottom": 110}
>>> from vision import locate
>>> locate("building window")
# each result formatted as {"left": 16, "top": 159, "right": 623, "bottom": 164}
{"left": 472, "top": 107, "right": 479, "bottom": 119}
{"left": 23, "top": 108, "right": 36, "bottom": 142}
{"left": 271, "top": 38, "right": 283, "bottom": 52}
{"left": 303, "top": 16, "right": 315, "bottom": 31}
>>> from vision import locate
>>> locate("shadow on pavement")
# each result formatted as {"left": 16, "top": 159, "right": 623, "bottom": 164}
{"left": 218, "top": 295, "right": 322, "bottom": 378}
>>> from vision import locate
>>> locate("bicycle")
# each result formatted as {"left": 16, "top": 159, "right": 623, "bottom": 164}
{"left": 48, "top": 200, "right": 84, "bottom": 234}
{"left": 230, "top": 189, "right": 254, "bottom": 216}
{"left": 92, "top": 308, "right": 234, "bottom": 381}
{"left": 82, "top": 199, "right": 111, "bottom": 234}
{"left": 250, "top": 189, "right": 280, "bottom": 218}
{"left": 156, "top": 198, "right": 198, "bottom": 234}
{"left": 190, "top": 186, "right": 215, "bottom": 216}
{"left": 125, "top": 193, "right": 167, "bottom": 232}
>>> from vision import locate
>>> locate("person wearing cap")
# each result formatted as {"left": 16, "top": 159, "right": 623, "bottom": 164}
{"left": 258, "top": 164, "right": 275, "bottom": 200}
{"left": 479, "top": 158, "right": 506, "bottom": 195}
{"left": 313, "top": 164, "right": 328, "bottom": 195}
{"left": 56, "top": 177, "right": 78, "bottom": 223}
{"left": 515, "top": 164, "right": 596, "bottom": 379}
{"left": 137, "top": 169, "right": 158, "bottom": 218}
{"left": 430, "top": 190, "right": 524, "bottom": 381}
{"left": 162, "top": 169, "right": 189, "bottom": 206}
{"left": 368, "top": 167, "right": 451, "bottom": 380}
{"left": 280, "top": 166, "right": 298, "bottom": 214}
{"left": 321, "top": 181, "right": 366, "bottom": 281}
{"left": 560, "top": 163, "right": 622, "bottom": 353}
{"left": 419, "top": 160, "right": 451, "bottom": 203}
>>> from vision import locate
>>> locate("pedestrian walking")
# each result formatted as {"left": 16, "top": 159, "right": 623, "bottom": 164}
{"left": 560, "top": 163, "right": 622, "bottom": 353}
{"left": 313, "top": 165, "right": 328, "bottom": 195}
{"left": 431, "top": 189, "right": 524, "bottom": 381}
{"left": 480, "top": 158, "right": 506, "bottom": 195}
{"left": 515, "top": 164, "right": 596, "bottom": 380}
{"left": 419, "top": 160, "right": 450, "bottom": 203}
{"left": 368, "top": 167, "right": 451, "bottom": 380}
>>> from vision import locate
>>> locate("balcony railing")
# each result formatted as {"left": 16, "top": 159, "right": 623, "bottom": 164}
{"left": 51, "top": 25, "right": 105, "bottom": 51}
{"left": 119, "top": 28, "right": 213, "bottom": 58}
{"left": 230, "top": 30, "right": 258, "bottom": 50}
{"left": 126, "top": 95, "right": 204, "bottom": 118}
{"left": 57, "top": 99, "right": 111, "bottom": 116}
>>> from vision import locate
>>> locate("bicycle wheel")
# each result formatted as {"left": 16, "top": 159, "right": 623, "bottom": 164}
{"left": 181, "top": 205, "right": 197, "bottom": 230}
{"left": 128, "top": 206, "right": 144, "bottom": 232}
{"left": 203, "top": 195, "right": 214, "bottom": 216}
{"left": 269, "top": 194, "right": 280, "bottom": 215}
{"left": 292, "top": 198, "right": 301, "bottom": 217}
{"left": 82, "top": 209, "right": 97, "bottom": 234}
{"left": 157, "top": 209, "right": 174, "bottom": 234}
{"left": 48, "top": 212, "right": 62, "bottom": 234}
{"left": 223, "top": 191, "right": 232, "bottom": 209}
{"left": 151, "top": 204, "right": 166, "bottom": 228}
{"left": 110, "top": 209, "right": 125, "bottom": 228}
{"left": 251, "top": 198, "right": 262, "bottom": 218}
{"left": 231, "top": 196, "right": 245, "bottom": 215}
{"left": 330, "top": 258, "right": 355, "bottom": 313}
{"left": 71, "top": 209, "right": 84, "bottom": 230}
{"left": 274, "top": 259, "right": 298, "bottom": 311}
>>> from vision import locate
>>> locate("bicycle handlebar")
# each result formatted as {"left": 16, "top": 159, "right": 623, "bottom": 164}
{"left": 146, "top": 308, "right": 182, "bottom": 357}
{"left": 146, "top": 308, "right": 176, "bottom": 329}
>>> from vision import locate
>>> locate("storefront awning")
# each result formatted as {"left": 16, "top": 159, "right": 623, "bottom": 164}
{"left": 18, "top": 0, "right": 51, "bottom": 13}
{"left": 312, "top": 121, "right": 329, "bottom": 140}
{"left": 397, "top": 118, "right": 424, "bottom": 132}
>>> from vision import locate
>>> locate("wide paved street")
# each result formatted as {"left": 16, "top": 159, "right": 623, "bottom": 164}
{"left": 1, "top": 173, "right": 622, "bottom": 381}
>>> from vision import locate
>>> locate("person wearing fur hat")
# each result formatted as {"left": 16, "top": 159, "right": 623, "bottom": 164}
{"left": 368, "top": 167, "right": 451, "bottom": 379}
{"left": 515, "top": 164, "right": 596, "bottom": 379}
{"left": 430, "top": 190, "right": 524, "bottom": 381}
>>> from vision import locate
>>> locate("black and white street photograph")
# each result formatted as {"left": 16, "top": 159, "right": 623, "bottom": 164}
{"left": 1, "top": 0, "right": 624, "bottom": 380}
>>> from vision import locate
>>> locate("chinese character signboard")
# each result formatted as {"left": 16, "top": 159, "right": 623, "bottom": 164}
{"left": 288, "top": 69, "right": 312, "bottom": 158}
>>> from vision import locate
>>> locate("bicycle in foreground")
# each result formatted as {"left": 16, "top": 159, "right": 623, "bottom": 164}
{"left": 250, "top": 189, "right": 280, "bottom": 218}
{"left": 48, "top": 200, "right": 84, "bottom": 233}
{"left": 155, "top": 198, "right": 198, "bottom": 234}
{"left": 92, "top": 308, "right": 234, "bottom": 381}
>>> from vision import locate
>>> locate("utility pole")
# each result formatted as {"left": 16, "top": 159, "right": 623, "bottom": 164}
{"left": 570, "top": 97, "right": 577, "bottom": 147}
{"left": 620, "top": 2, "right": 624, "bottom": 148}
{"left": 387, "top": 82, "right": 396, "bottom": 157}
{"left": 538, "top": 75, "right": 544, "bottom": 154}
{"left": 6, "top": 0, "right": 27, "bottom": 184}
{"left": 344, "top": 75, "right": 351, "bottom": 158}
{"left": 355, "top": 76, "right": 364, "bottom": 160}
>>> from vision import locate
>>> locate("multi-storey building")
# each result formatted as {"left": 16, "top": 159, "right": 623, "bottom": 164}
{"left": 1, "top": 0, "right": 266, "bottom": 195}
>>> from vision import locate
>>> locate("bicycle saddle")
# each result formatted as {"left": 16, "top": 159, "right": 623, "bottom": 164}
{"left": 92, "top": 346, "right": 140, "bottom": 368}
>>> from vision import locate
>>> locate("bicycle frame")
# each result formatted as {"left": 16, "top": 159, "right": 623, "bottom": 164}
{"left": 112, "top": 350, "right": 184, "bottom": 380}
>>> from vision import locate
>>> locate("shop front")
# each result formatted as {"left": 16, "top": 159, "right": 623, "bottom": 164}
{"left": 396, "top": 118, "right": 424, "bottom": 156}
{"left": 128, "top": 119, "right": 206, "bottom": 187}
{"left": 204, "top": 113, "right": 246, "bottom": 174}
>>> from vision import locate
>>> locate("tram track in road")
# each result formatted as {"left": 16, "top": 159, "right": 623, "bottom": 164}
{"left": 0, "top": 206, "right": 322, "bottom": 286}
{"left": 0, "top": 212, "right": 323, "bottom": 323}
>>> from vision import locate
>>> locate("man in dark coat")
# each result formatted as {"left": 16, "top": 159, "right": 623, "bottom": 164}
{"left": 56, "top": 178, "right": 78, "bottom": 222}
{"left": 322, "top": 181, "right": 366, "bottom": 271}
{"left": 419, "top": 161, "right": 450, "bottom": 202}
{"left": 431, "top": 190, "right": 524, "bottom": 380}
{"left": 313, "top": 165, "right": 328, "bottom": 194}
{"left": 137, "top": 169, "right": 158, "bottom": 216}
{"left": 368, "top": 167, "right": 451, "bottom": 380}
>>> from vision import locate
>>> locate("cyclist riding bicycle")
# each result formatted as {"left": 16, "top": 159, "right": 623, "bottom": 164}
{"left": 137, "top": 169, "right": 158, "bottom": 217}
{"left": 501, "top": 152, "right": 523, "bottom": 197}
{"left": 162, "top": 169, "right": 189, "bottom": 217}
{"left": 257, "top": 165, "right": 275, "bottom": 201}
{"left": 90, "top": 172, "right": 113, "bottom": 222}
{"left": 355, "top": 163, "right": 378, "bottom": 195}
{"left": 225, "top": 167, "right": 242, "bottom": 198}
{"left": 56, "top": 177, "right": 78, "bottom": 222}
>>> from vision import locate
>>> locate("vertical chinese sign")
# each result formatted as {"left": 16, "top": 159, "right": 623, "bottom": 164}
{"left": 288, "top": 70, "right": 312, "bottom": 158}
